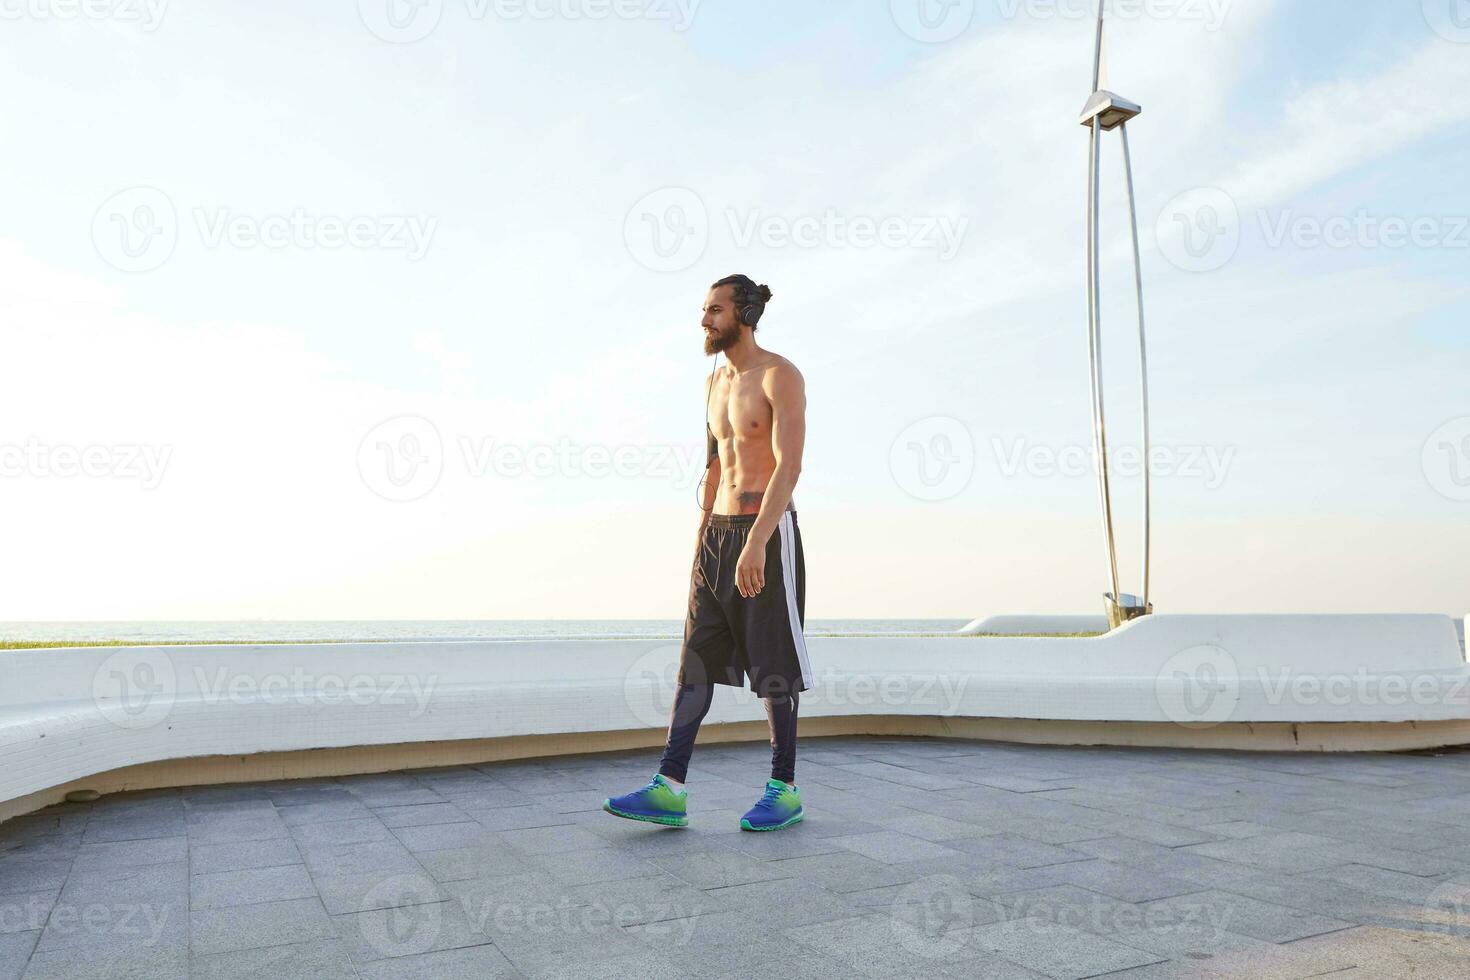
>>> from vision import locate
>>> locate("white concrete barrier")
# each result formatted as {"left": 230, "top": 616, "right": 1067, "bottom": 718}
{"left": 2, "top": 613, "right": 1467, "bottom": 821}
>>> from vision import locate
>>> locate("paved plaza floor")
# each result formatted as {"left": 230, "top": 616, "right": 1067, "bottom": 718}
{"left": 3, "top": 735, "right": 1469, "bottom": 978}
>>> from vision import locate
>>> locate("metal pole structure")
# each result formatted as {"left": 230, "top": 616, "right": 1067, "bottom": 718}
{"left": 1080, "top": 0, "right": 1153, "bottom": 628}
{"left": 1120, "top": 122, "right": 1152, "bottom": 609}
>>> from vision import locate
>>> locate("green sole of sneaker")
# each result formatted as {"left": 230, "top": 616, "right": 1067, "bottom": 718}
{"left": 602, "top": 800, "right": 688, "bottom": 827}
{"left": 740, "top": 809, "right": 804, "bottom": 832}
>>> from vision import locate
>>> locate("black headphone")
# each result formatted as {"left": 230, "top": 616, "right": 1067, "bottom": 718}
{"left": 731, "top": 278, "right": 767, "bottom": 327}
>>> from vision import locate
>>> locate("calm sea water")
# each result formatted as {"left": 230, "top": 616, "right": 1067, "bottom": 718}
{"left": 0, "top": 620, "right": 968, "bottom": 644}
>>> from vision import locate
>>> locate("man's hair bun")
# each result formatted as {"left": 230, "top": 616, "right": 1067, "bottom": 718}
{"left": 755, "top": 284, "right": 773, "bottom": 304}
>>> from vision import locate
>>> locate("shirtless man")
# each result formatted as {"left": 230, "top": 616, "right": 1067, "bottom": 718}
{"left": 603, "top": 274, "right": 810, "bottom": 831}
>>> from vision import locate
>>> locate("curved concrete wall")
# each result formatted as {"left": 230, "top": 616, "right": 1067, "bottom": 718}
{"left": 3, "top": 613, "right": 1467, "bottom": 821}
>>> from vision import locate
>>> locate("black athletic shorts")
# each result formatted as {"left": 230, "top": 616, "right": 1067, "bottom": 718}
{"left": 679, "top": 509, "right": 812, "bottom": 698}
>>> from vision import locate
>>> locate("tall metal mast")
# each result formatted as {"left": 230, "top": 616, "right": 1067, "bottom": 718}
{"left": 1081, "top": 0, "right": 1153, "bottom": 629}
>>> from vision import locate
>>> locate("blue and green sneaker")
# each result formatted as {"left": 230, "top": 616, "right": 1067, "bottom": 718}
{"left": 602, "top": 774, "right": 689, "bottom": 827}
{"left": 740, "top": 778, "right": 804, "bottom": 831}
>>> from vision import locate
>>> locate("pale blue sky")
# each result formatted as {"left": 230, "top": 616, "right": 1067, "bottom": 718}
{"left": 1, "top": 1, "right": 1466, "bottom": 619}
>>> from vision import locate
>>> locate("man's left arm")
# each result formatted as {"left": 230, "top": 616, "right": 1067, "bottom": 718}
{"left": 736, "top": 364, "right": 806, "bottom": 598}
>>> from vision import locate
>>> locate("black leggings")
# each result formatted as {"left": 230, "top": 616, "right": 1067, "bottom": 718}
{"left": 658, "top": 683, "right": 800, "bottom": 784}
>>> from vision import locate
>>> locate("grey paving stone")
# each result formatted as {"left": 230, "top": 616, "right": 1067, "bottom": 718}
{"left": 1044, "top": 859, "right": 1206, "bottom": 904}
{"left": 189, "top": 865, "right": 318, "bottom": 910}
{"left": 81, "top": 813, "right": 187, "bottom": 844}
{"left": 374, "top": 803, "right": 473, "bottom": 829}
{"left": 1179, "top": 832, "right": 1361, "bottom": 874}
{"left": 436, "top": 787, "right": 528, "bottom": 809}
{"left": 289, "top": 816, "right": 395, "bottom": 849}
{"left": 391, "top": 821, "right": 495, "bottom": 853}
{"left": 947, "top": 833, "right": 1095, "bottom": 870}
{"left": 760, "top": 849, "right": 928, "bottom": 894}
{"left": 190, "top": 938, "right": 359, "bottom": 980}
{"left": 0, "top": 812, "right": 87, "bottom": 845}
{"left": 189, "top": 838, "right": 302, "bottom": 876}
{"left": 17, "top": 738, "right": 1470, "bottom": 978}
{"left": 497, "top": 824, "right": 613, "bottom": 856}
{"left": 784, "top": 911, "right": 1046, "bottom": 979}
{"left": 565, "top": 872, "right": 728, "bottom": 924}
{"left": 828, "top": 830, "right": 964, "bottom": 865}
{"left": 414, "top": 843, "right": 531, "bottom": 883}
{"left": 18, "top": 941, "right": 188, "bottom": 980}
{"left": 875, "top": 811, "right": 1000, "bottom": 842}
{"left": 0, "top": 931, "right": 36, "bottom": 980}
{"left": 1302, "top": 863, "right": 1455, "bottom": 904}
{"left": 265, "top": 785, "right": 358, "bottom": 808}
{"left": 34, "top": 886, "right": 186, "bottom": 953}
{"left": 184, "top": 797, "right": 278, "bottom": 820}
{"left": 963, "top": 914, "right": 1166, "bottom": 978}
{"left": 0, "top": 889, "right": 58, "bottom": 938}
{"left": 354, "top": 942, "right": 520, "bottom": 979}
{"left": 332, "top": 900, "right": 500, "bottom": 964}
{"left": 465, "top": 804, "right": 577, "bottom": 832}
{"left": 277, "top": 799, "right": 375, "bottom": 826}
{"left": 300, "top": 840, "right": 423, "bottom": 879}
{"left": 710, "top": 825, "right": 847, "bottom": 861}
{"left": 1139, "top": 888, "right": 1354, "bottom": 944}
{"left": 313, "top": 870, "right": 445, "bottom": 915}
{"left": 527, "top": 847, "right": 667, "bottom": 886}
{"left": 699, "top": 878, "right": 855, "bottom": 928}
{"left": 68, "top": 837, "right": 187, "bottom": 872}
{"left": 835, "top": 761, "right": 974, "bottom": 791}
{"left": 1265, "top": 924, "right": 1470, "bottom": 977}
{"left": 190, "top": 896, "right": 338, "bottom": 954}
{"left": 54, "top": 862, "right": 187, "bottom": 906}
{"left": 347, "top": 788, "right": 445, "bottom": 809}
{"left": 186, "top": 812, "right": 289, "bottom": 845}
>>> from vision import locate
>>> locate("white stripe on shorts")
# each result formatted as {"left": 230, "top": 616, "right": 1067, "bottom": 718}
{"left": 777, "top": 512, "right": 813, "bottom": 690}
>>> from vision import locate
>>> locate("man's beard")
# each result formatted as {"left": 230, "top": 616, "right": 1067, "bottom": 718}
{"left": 703, "top": 323, "right": 740, "bottom": 356}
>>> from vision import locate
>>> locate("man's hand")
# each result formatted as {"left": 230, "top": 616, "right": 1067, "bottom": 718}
{"left": 736, "top": 538, "right": 767, "bottom": 598}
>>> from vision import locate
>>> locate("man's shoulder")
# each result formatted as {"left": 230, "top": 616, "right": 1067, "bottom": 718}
{"left": 761, "top": 353, "right": 804, "bottom": 381}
